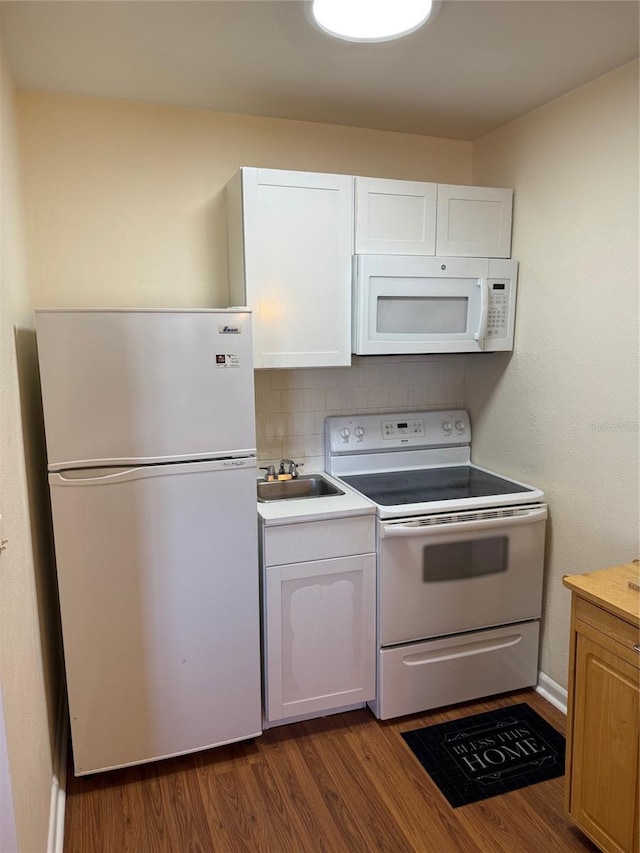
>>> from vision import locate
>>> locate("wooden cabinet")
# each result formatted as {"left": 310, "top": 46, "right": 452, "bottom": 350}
{"left": 354, "top": 177, "right": 513, "bottom": 258}
{"left": 226, "top": 167, "right": 354, "bottom": 369}
{"left": 563, "top": 562, "right": 640, "bottom": 853}
{"left": 260, "top": 515, "right": 376, "bottom": 725}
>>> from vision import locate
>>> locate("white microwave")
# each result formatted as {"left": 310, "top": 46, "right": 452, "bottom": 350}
{"left": 352, "top": 255, "right": 518, "bottom": 355}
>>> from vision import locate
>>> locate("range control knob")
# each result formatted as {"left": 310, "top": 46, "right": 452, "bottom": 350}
{"left": 340, "top": 426, "right": 351, "bottom": 443}
{"left": 455, "top": 420, "right": 466, "bottom": 431}
{"left": 354, "top": 426, "right": 365, "bottom": 441}
{"left": 442, "top": 421, "right": 453, "bottom": 433}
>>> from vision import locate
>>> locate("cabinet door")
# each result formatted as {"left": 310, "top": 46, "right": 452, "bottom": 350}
{"left": 237, "top": 168, "right": 353, "bottom": 368}
{"left": 569, "top": 633, "right": 639, "bottom": 853}
{"left": 354, "top": 177, "right": 437, "bottom": 255}
{"left": 265, "top": 554, "right": 376, "bottom": 722}
{"left": 436, "top": 184, "right": 513, "bottom": 258}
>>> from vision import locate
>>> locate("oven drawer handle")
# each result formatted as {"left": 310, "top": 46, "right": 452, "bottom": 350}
{"left": 402, "top": 633, "right": 522, "bottom": 666}
{"left": 380, "top": 506, "right": 547, "bottom": 538}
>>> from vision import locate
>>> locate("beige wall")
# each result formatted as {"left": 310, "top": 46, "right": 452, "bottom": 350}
{"left": 0, "top": 45, "right": 61, "bottom": 853}
{"left": 467, "top": 60, "right": 639, "bottom": 689}
{"left": 16, "top": 92, "right": 471, "bottom": 310}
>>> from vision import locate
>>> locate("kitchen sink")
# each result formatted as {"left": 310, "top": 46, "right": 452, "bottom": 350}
{"left": 257, "top": 474, "right": 344, "bottom": 502}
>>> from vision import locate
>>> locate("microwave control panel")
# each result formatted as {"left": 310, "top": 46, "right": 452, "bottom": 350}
{"left": 487, "top": 281, "right": 511, "bottom": 339}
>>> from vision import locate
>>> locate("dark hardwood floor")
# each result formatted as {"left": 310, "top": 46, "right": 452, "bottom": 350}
{"left": 63, "top": 689, "right": 598, "bottom": 852}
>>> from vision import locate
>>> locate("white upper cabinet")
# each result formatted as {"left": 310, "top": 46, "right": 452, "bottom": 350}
{"left": 354, "top": 177, "right": 437, "bottom": 255}
{"left": 353, "top": 177, "right": 513, "bottom": 259}
{"left": 226, "top": 167, "right": 354, "bottom": 369}
{"left": 227, "top": 168, "right": 515, "bottom": 367}
{"left": 436, "top": 184, "right": 513, "bottom": 258}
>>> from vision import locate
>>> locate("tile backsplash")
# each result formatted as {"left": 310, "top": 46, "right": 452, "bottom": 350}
{"left": 255, "top": 355, "right": 465, "bottom": 472}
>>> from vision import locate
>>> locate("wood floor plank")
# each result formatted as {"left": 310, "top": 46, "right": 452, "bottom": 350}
{"left": 145, "top": 760, "right": 214, "bottom": 852}
{"left": 64, "top": 689, "right": 598, "bottom": 853}
{"left": 193, "top": 766, "right": 251, "bottom": 852}
{"left": 255, "top": 725, "right": 348, "bottom": 852}
{"left": 291, "top": 726, "right": 386, "bottom": 851}
{"left": 63, "top": 771, "right": 126, "bottom": 853}
{"left": 300, "top": 720, "right": 418, "bottom": 852}
{"left": 341, "top": 711, "right": 484, "bottom": 853}
{"left": 199, "top": 763, "right": 272, "bottom": 852}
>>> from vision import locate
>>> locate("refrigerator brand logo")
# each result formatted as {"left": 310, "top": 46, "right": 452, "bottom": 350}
{"left": 219, "top": 325, "right": 241, "bottom": 334}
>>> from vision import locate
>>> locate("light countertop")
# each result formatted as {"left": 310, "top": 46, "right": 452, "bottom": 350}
{"left": 257, "top": 471, "right": 376, "bottom": 527}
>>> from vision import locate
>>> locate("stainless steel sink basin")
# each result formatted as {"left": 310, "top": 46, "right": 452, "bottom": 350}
{"left": 257, "top": 474, "right": 344, "bottom": 502}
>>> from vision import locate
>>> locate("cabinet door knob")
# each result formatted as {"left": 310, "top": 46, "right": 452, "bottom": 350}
{"left": 633, "top": 644, "right": 640, "bottom": 654}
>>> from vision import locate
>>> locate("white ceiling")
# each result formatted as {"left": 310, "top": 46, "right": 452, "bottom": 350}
{"left": 1, "top": 0, "right": 638, "bottom": 141}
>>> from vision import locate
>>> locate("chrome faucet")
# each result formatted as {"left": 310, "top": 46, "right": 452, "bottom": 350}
{"left": 279, "top": 459, "right": 302, "bottom": 479}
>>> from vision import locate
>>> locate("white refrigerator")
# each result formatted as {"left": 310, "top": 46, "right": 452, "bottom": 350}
{"left": 36, "top": 309, "right": 262, "bottom": 775}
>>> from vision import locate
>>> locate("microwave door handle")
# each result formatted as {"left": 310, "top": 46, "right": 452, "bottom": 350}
{"left": 474, "top": 278, "right": 489, "bottom": 349}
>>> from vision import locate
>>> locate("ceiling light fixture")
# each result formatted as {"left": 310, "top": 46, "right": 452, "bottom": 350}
{"left": 310, "top": 0, "right": 441, "bottom": 43}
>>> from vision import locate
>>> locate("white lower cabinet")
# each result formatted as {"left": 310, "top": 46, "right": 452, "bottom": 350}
{"left": 261, "top": 516, "right": 376, "bottom": 725}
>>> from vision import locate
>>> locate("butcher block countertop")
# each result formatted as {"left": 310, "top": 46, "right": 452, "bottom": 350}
{"left": 563, "top": 560, "right": 640, "bottom": 627}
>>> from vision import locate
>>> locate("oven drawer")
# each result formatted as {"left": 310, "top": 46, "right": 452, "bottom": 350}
{"left": 379, "top": 505, "right": 547, "bottom": 645}
{"left": 370, "top": 620, "right": 540, "bottom": 720}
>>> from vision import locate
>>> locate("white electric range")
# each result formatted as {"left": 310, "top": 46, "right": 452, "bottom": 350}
{"left": 325, "top": 409, "right": 547, "bottom": 720}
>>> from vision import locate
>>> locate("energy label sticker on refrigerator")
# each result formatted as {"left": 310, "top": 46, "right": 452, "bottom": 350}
{"left": 215, "top": 353, "right": 240, "bottom": 368}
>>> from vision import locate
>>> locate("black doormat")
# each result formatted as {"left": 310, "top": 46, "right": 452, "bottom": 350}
{"left": 401, "top": 702, "right": 565, "bottom": 808}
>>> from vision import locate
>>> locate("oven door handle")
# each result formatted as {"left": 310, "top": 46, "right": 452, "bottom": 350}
{"left": 380, "top": 506, "right": 547, "bottom": 538}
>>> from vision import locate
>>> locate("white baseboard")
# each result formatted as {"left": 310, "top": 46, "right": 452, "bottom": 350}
{"left": 536, "top": 671, "right": 568, "bottom": 715}
{"left": 47, "top": 683, "right": 68, "bottom": 853}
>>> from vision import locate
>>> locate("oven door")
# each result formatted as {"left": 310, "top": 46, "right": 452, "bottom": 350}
{"left": 378, "top": 504, "right": 547, "bottom": 646}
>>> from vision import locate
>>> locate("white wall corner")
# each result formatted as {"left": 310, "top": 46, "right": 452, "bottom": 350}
{"left": 47, "top": 683, "right": 68, "bottom": 853}
{"left": 536, "top": 671, "right": 568, "bottom": 715}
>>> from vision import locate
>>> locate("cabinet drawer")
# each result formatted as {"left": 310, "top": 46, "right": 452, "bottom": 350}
{"left": 575, "top": 598, "right": 640, "bottom": 666}
{"left": 263, "top": 515, "right": 375, "bottom": 567}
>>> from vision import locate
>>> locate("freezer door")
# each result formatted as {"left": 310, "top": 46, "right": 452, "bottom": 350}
{"left": 36, "top": 309, "right": 256, "bottom": 469}
{"left": 49, "top": 459, "right": 261, "bottom": 774}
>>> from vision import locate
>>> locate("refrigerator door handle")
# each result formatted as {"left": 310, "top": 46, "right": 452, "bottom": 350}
{"left": 49, "top": 458, "right": 256, "bottom": 486}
